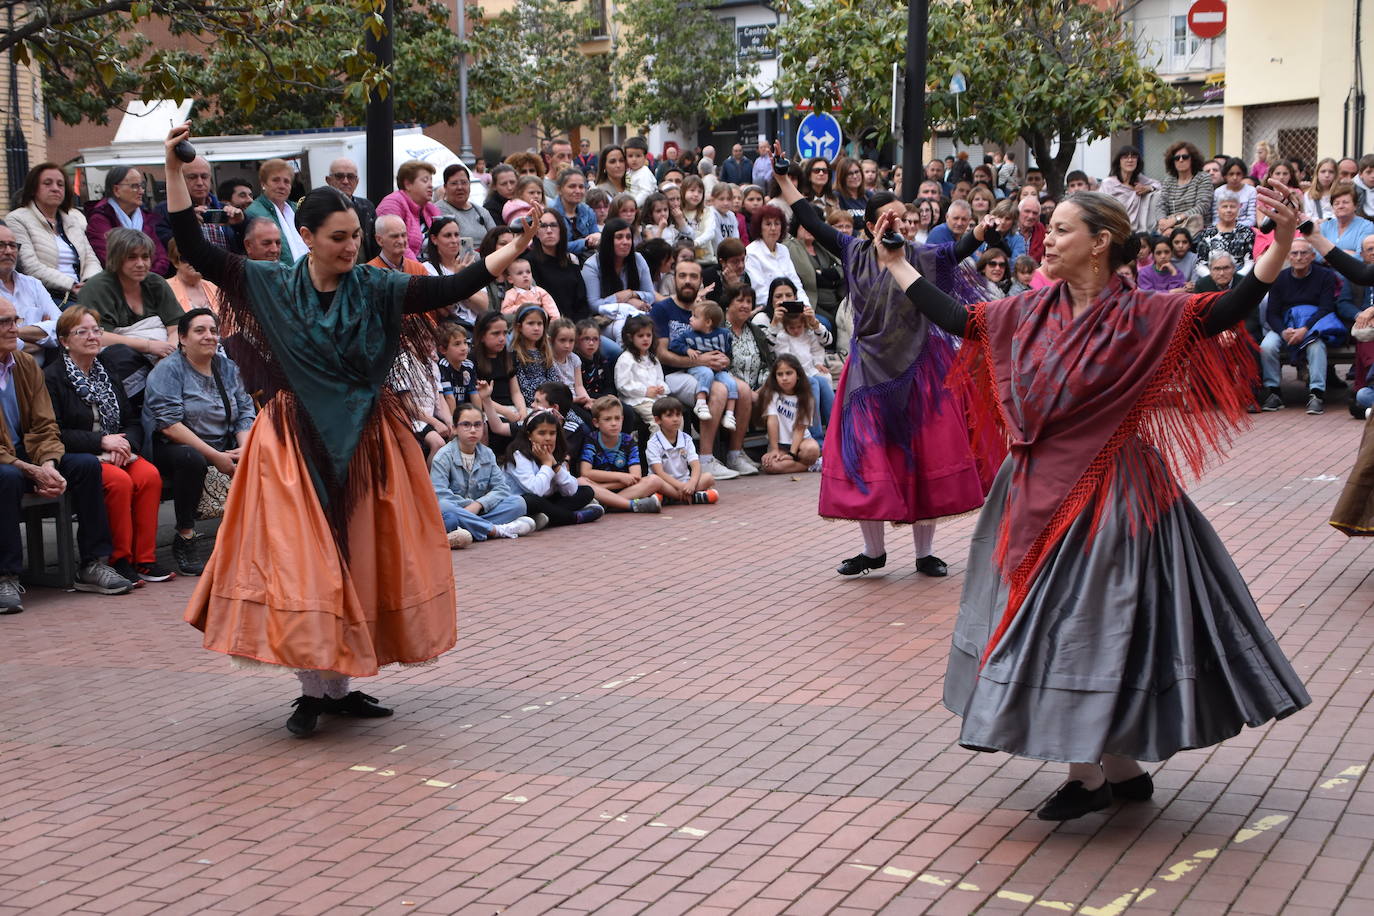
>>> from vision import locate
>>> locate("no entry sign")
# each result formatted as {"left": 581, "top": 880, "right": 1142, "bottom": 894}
{"left": 1188, "top": 0, "right": 1227, "bottom": 40}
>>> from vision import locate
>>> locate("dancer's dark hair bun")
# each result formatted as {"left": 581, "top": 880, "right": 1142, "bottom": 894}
{"left": 1120, "top": 234, "right": 1143, "bottom": 265}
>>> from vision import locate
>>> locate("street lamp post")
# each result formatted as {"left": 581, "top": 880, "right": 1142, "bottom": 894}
{"left": 900, "top": 0, "right": 928, "bottom": 204}
{"left": 457, "top": 1, "right": 474, "bottom": 164}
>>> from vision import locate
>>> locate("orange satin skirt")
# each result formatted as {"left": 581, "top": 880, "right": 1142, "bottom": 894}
{"left": 184, "top": 400, "right": 456, "bottom": 677}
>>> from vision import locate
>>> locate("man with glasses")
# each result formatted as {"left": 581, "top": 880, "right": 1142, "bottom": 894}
{"left": 0, "top": 297, "right": 136, "bottom": 612}
{"left": 1260, "top": 238, "right": 1339, "bottom": 414}
{"left": 437, "top": 163, "right": 495, "bottom": 242}
{"left": 321, "top": 157, "right": 379, "bottom": 262}
{"left": 153, "top": 156, "right": 241, "bottom": 253}
{"left": 0, "top": 222, "right": 59, "bottom": 361}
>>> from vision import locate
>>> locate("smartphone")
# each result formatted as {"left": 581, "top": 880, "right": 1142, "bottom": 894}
{"left": 459, "top": 236, "right": 475, "bottom": 259}
{"left": 781, "top": 300, "right": 804, "bottom": 314}
{"left": 200, "top": 209, "right": 229, "bottom": 224}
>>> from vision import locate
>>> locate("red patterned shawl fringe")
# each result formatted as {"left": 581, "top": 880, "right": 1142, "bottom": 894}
{"left": 215, "top": 256, "right": 439, "bottom": 563}
{"left": 955, "top": 294, "right": 1259, "bottom": 668}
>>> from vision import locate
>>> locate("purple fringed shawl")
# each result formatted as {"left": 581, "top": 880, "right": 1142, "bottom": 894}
{"left": 834, "top": 236, "right": 988, "bottom": 492}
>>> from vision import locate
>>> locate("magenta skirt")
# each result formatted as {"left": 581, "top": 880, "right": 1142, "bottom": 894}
{"left": 818, "top": 360, "right": 995, "bottom": 523}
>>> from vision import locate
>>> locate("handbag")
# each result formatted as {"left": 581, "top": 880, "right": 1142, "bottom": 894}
{"left": 195, "top": 358, "right": 236, "bottom": 520}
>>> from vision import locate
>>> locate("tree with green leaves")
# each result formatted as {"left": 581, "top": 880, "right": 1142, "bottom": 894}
{"left": 465, "top": 0, "right": 613, "bottom": 147}
{"left": 6, "top": 0, "right": 395, "bottom": 128}
{"left": 191, "top": 1, "right": 464, "bottom": 134}
{"left": 774, "top": 0, "right": 1187, "bottom": 198}
{"left": 611, "top": 0, "right": 757, "bottom": 137}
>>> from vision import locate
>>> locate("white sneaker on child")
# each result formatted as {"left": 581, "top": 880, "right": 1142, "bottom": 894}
{"left": 447, "top": 528, "right": 474, "bottom": 549}
{"left": 722, "top": 409, "right": 737, "bottom": 430}
{"left": 694, "top": 400, "right": 713, "bottom": 420}
{"left": 491, "top": 516, "right": 538, "bottom": 538}
{"left": 808, "top": 457, "right": 824, "bottom": 473}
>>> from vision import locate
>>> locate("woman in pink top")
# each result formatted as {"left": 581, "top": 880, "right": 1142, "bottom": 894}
{"left": 374, "top": 160, "right": 442, "bottom": 260}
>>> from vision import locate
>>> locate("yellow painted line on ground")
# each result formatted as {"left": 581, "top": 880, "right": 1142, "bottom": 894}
{"left": 1079, "top": 887, "right": 1155, "bottom": 916}
{"left": 1319, "top": 764, "right": 1367, "bottom": 790}
{"left": 1234, "top": 814, "right": 1288, "bottom": 844}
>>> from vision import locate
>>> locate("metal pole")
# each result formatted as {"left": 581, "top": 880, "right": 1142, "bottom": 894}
{"left": 457, "top": 0, "right": 474, "bottom": 163}
{"left": 365, "top": 0, "right": 396, "bottom": 203}
{"left": 900, "top": 0, "right": 928, "bottom": 204}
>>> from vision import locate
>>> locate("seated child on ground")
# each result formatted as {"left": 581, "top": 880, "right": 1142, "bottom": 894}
{"left": 577, "top": 396, "right": 667, "bottom": 514}
{"left": 500, "top": 257, "right": 560, "bottom": 318}
{"left": 614, "top": 314, "right": 667, "bottom": 432}
{"left": 430, "top": 403, "right": 537, "bottom": 548}
{"left": 646, "top": 396, "right": 718, "bottom": 504}
{"left": 760, "top": 354, "right": 822, "bottom": 474}
{"left": 548, "top": 318, "right": 592, "bottom": 407}
{"left": 766, "top": 301, "right": 835, "bottom": 441}
{"left": 395, "top": 346, "right": 452, "bottom": 465}
{"left": 576, "top": 318, "right": 614, "bottom": 399}
{"left": 435, "top": 320, "right": 479, "bottom": 415}
{"left": 502, "top": 409, "right": 604, "bottom": 527}
{"left": 668, "top": 300, "right": 740, "bottom": 431}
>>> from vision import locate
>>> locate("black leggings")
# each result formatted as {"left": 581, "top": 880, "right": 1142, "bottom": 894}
{"left": 521, "top": 486, "right": 594, "bottom": 527}
{"left": 154, "top": 440, "right": 208, "bottom": 530}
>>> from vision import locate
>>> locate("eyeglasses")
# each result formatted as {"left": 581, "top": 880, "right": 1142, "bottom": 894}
{"left": 810, "top": 167, "right": 829, "bottom": 174}
{"left": 119, "top": 182, "right": 146, "bottom": 191}
{"left": 986, "top": 261, "right": 1008, "bottom": 268}
{"left": 331, "top": 172, "right": 359, "bottom": 181}
{"left": 0, "top": 241, "right": 21, "bottom": 251}
{"left": 538, "top": 221, "right": 560, "bottom": 229}
{"left": 455, "top": 421, "right": 484, "bottom": 429}
{"left": 67, "top": 327, "right": 103, "bottom": 339}
{"left": 1172, "top": 154, "right": 1192, "bottom": 162}
{"left": 0, "top": 316, "right": 16, "bottom": 328}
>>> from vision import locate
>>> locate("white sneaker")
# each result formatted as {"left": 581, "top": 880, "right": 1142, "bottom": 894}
{"left": 721, "top": 409, "right": 737, "bottom": 430}
{"left": 694, "top": 400, "right": 712, "bottom": 420}
{"left": 447, "top": 528, "right": 474, "bottom": 549}
{"left": 725, "top": 451, "right": 759, "bottom": 476}
{"left": 700, "top": 455, "right": 739, "bottom": 480}
{"left": 491, "top": 516, "right": 538, "bottom": 538}
{"left": 808, "top": 457, "right": 824, "bottom": 473}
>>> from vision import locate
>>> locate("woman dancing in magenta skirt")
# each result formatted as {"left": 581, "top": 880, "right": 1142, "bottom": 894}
{"left": 773, "top": 168, "right": 1003, "bottom": 577}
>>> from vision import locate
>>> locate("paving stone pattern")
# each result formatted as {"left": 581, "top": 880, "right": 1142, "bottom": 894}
{"left": 3, "top": 405, "right": 1374, "bottom": 914}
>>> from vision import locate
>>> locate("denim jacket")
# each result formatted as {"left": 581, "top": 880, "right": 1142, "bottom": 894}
{"left": 430, "top": 440, "right": 512, "bottom": 512}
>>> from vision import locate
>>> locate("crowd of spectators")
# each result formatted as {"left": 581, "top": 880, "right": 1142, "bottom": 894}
{"left": 5, "top": 135, "right": 1374, "bottom": 608}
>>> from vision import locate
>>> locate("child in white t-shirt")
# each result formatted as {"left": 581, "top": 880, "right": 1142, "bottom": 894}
{"left": 645, "top": 397, "right": 718, "bottom": 504}
{"left": 614, "top": 315, "right": 666, "bottom": 431}
{"left": 760, "top": 354, "right": 821, "bottom": 474}
{"left": 766, "top": 302, "right": 835, "bottom": 441}
{"left": 547, "top": 318, "right": 591, "bottom": 407}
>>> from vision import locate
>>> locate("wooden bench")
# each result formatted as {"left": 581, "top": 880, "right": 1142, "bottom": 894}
{"left": 18, "top": 492, "right": 76, "bottom": 589}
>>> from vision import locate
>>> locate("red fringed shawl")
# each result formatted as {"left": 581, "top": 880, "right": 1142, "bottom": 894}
{"left": 952, "top": 275, "right": 1259, "bottom": 666}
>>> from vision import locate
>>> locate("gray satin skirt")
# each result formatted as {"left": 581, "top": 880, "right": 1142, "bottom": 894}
{"left": 944, "top": 452, "right": 1310, "bottom": 764}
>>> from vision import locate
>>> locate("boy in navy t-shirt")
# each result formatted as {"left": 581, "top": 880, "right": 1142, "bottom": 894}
{"left": 576, "top": 396, "right": 668, "bottom": 513}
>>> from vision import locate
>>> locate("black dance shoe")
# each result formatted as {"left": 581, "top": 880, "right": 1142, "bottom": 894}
{"left": 1109, "top": 772, "right": 1154, "bottom": 802}
{"left": 286, "top": 695, "right": 330, "bottom": 737}
{"left": 328, "top": 691, "right": 394, "bottom": 718}
{"left": 1035, "top": 780, "right": 1113, "bottom": 821}
{"left": 915, "top": 555, "right": 948, "bottom": 577}
{"left": 838, "top": 552, "right": 886, "bottom": 576}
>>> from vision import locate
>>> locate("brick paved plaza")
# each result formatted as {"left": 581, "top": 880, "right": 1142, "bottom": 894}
{"left": 3, "top": 401, "right": 1374, "bottom": 915}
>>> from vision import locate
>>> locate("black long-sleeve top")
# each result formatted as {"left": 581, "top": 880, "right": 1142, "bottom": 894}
{"left": 901, "top": 269, "right": 1272, "bottom": 339}
{"left": 169, "top": 207, "right": 494, "bottom": 313}
{"left": 1322, "top": 246, "right": 1374, "bottom": 287}
{"left": 790, "top": 198, "right": 985, "bottom": 263}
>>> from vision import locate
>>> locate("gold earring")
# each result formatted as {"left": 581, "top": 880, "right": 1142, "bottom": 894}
{"left": 1092, "top": 259, "right": 1100, "bottom": 275}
